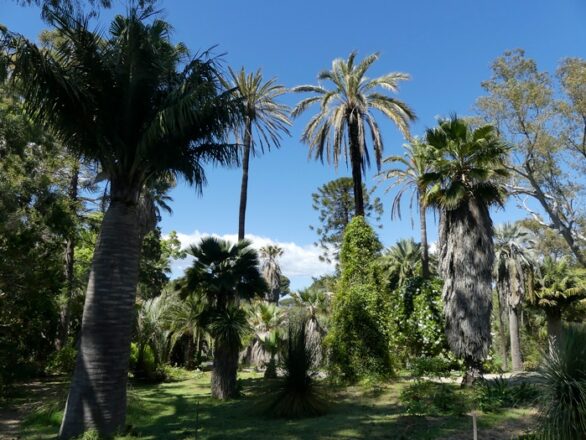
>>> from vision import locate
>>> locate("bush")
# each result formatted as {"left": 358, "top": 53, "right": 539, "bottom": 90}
{"left": 46, "top": 343, "right": 77, "bottom": 375}
{"left": 262, "top": 319, "right": 328, "bottom": 418}
{"left": 409, "top": 355, "right": 457, "bottom": 379}
{"left": 129, "top": 343, "right": 166, "bottom": 383}
{"left": 399, "top": 380, "right": 469, "bottom": 416}
{"left": 474, "top": 377, "right": 539, "bottom": 412}
{"left": 536, "top": 324, "right": 586, "bottom": 440}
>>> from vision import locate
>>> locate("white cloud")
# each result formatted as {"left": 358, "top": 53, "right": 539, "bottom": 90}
{"left": 167, "top": 230, "right": 335, "bottom": 290}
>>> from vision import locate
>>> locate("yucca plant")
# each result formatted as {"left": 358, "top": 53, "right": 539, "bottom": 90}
{"left": 536, "top": 324, "right": 586, "bottom": 439}
{"left": 262, "top": 319, "right": 328, "bottom": 418}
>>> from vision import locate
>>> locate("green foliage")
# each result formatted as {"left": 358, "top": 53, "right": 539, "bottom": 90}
{"left": 262, "top": 319, "right": 328, "bottom": 418}
{"left": 310, "top": 177, "right": 383, "bottom": 263}
{"left": 399, "top": 381, "right": 469, "bottom": 416}
{"left": 338, "top": 216, "right": 382, "bottom": 286}
{"left": 536, "top": 324, "right": 586, "bottom": 439}
{"left": 474, "top": 377, "right": 539, "bottom": 412}
{"left": 45, "top": 343, "right": 77, "bottom": 375}
{"left": 409, "top": 355, "right": 456, "bottom": 379}
{"left": 208, "top": 306, "right": 251, "bottom": 351}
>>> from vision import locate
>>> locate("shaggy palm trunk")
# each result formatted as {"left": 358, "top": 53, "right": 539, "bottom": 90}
{"left": 545, "top": 308, "right": 562, "bottom": 354}
{"left": 439, "top": 198, "right": 493, "bottom": 386}
{"left": 59, "top": 188, "right": 141, "bottom": 439}
{"left": 58, "top": 158, "right": 80, "bottom": 350}
{"left": 419, "top": 194, "right": 430, "bottom": 278}
{"left": 211, "top": 341, "right": 239, "bottom": 399}
{"left": 264, "top": 354, "right": 277, "bottom": 379}
{"left": 347, "top": 118, "right": 365, "bottom": 217}
{"left": 238, "top": 119, "right": 253, "bottom": 241}
{"left": 509, "top": 306, "right": 523, "bottom": 371}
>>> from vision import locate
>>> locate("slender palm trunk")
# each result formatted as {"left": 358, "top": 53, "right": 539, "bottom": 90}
{"left": 545, "top": 308, "right": 562, "bottom": 354}
{"left": 58, "top": 158, "right": 80, "bottom": 350}
{"left": 238, "top": 119, "right": 253, "bottom": 241}
{"left": 496, "top": 286, "right": 510, "bottom": 371}
{"left": 185, "top": 337, "right": 194, "bottom": 370}
{"left": 509, "top": 306, "right": 523, "bottom": 371}
{"left": 211, "top": 341, "right": 239, "bottom": 399}
{"left": 418, "top": 194, "right": 430, "bottom": 278}
{"left": 59, "top": 190, "right": 141, "bottom": 439}
{"left": 347, "top": 119, "right": 365, "bottom": 217}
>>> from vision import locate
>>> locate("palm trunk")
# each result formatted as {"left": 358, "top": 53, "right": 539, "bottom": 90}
{"left": 185, "top": 337, "right": 194, "bottom": 370}
{"left": 59, "top": 191, "right": 141, "bottom": 439}
{"left": 347, "top": 118, "right": 365, "bottom": 217}
{"left": 509, "top": 306, "right": 523, "bottom": 371}
{"left": 58, "top": 158, "right": 80, "bottom": 350}
{"left": 496, "top": 286, "right": 510, "bottom": 371}
{"left": 419, "top": 194, "right": 430, "bottom": 278}
{"left": 238, "top": 119, "right": 252, "bottom": 241}
{"left": 545, "top": 308, "right": 562, "bottom": 354}
{"left": 211, "top": 341, "right": 239, "bottom": 399}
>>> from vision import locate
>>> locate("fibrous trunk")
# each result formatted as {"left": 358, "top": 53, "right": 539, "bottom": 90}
{"left": 211, "top": 341, "right": 239, "bottom": 399}
{"left": 347, "top": 117, "right": 365, "bottom": 217}
{"left": 59, "top": 193, "right": 141, "bottom": 439}
{"left": 509, "top": 306, "right": 523, "bottom": 371}
{"left": 439, "top": 198, "right": 493, "bottom": 385}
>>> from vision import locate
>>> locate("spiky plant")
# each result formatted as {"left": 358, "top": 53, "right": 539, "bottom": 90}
{"left": 423, "top": 116, "right": 509, "bottom": 385}
{"left": 292, "top": 51, "right": 415, "bottom": 216}
{"left": 221, "top": 68, "right": 291, "bottom": 240}
{"left": 262, "top": 319, "right": 328, "bottom": 418}
{"left": 536, "top": 324, "right": 586, "bottom": 439}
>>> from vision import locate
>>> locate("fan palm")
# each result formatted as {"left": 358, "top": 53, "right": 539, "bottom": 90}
{"left": 292, "top": 51, "right": 415, "bottom": 216}
{"left": 380, "top": 138, "right": 432, "bottom": 277}
{"left": 2, "top": 7, "right": 240, "bottom": 437}
{"left": 494, "top": 223, "right": 536, "bottom": 371}
{"left": 181, "top": 237, "right": 267, "bottom": 399}
{"left": 383, "top": 238, "right": 424, "bottom": 288}
{"left": 245, "top": 300, "right": 284, "bottom": 373}
{"left": 423, "top": 116, "right": 509, "bottom": 384}
{"left": 291, "top": 287, "right": 331, "bottom": 365}
{"left": 259, "top": 245, "right": 285, "bottom": 303}
{"left": 221, "top": 67, "right": 291, "bottom": 240}
{"left": 531, "top": 257, "right": 586, "bottom": 352}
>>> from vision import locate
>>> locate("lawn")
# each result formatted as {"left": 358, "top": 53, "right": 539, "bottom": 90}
{"left": 15, "top": 371, "right": 537, "bottom": 440}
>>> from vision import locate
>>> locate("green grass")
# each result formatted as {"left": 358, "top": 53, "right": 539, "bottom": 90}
{"left": 17, "top": 371, "right": 536, "bottom": 440}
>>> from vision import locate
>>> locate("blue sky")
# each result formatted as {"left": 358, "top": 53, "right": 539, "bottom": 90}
{"left": 2, "top": 0, "right": 586, "bottom": 288}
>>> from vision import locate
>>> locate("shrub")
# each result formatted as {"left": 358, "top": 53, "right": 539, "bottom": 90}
{"left": 262, "top": 319, "right": 328, "bottom": 418}
{"left": 399, "top": 380, "right": 469, "bottom": 416}
{"left": 475, "top": 377, "right": 539, "bottom": 412}
{"left": 536, "top": 324, "right": 586, "bottom": 439}
{"left": 409, "top": 355, "right": 456, "bottom": 379}
{"left": 46, "top": 343, "right": 77, "bottom": 375}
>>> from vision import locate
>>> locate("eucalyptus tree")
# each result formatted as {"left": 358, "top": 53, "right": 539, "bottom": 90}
{"left": 181, "top": 237, "right": 267, "bottom": 399}
{"left": 494, "top": 223, "right": 536, "bottom": 371}
{"left": 423, "top": 117, "right": 509, "bottom": 384}
{"left": 380, "top": 139, "right": 432, "bottom": 277}
{"left": 221, "top": 67, "right": 291, "bottom": 240}
{"left": 293, "top": 52, "right": 415, "bottom": 216}
{"left": 2, "top": 6, "right": 240, "bottom": 437}
{"left": 259, "top": 245, "right": 284, "bottom": 303}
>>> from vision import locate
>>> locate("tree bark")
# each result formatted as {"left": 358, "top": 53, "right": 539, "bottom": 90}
{"left": 419, "top": 194, "right": 430, "bottom": 278}
{"left": 59, "top": 193, "right": 141, "bottom": 439}
{"left": 238, "top": 119, "right": 253, "bottom": 241}
{"left": 347, "top": 118, "right": 365, "bottom": 217}
{"left": 497, "top": 287, "right": 510, "bottom": 371}
{"left": 509, "top": 306, "right": 523, "bottom": 371}
{"left": 58, "top": 157, "right": 80, "bottom": 350}
{"left": 545, "top": 308, "right": 562, "bottom": 354}
{"left": 211, "top": 341, "right": 239, "bottom": 399}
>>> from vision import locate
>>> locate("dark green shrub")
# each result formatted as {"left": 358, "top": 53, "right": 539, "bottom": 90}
{"left": 399, "top": 381, "right": 469, "bottom": 416}
{"left": 46, "top": 343, "right": 77, "bottom": 375}
{"left": 475, "top": 377, "right": 539, "bottom": 412}
{"left": 262, "top": 319, "right": 328, "bottom": 418}
{"left": 536, "top": 324, "right": 586, "bottom": 439}
{"left": 410, "top": 355, "right": 457, "bottom": 379}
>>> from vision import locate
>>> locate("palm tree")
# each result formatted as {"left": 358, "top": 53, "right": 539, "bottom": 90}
{"left": 222, "top": 68, "right": 291, "bottom": 240}
{"left": 292, "top": 52, "right": 415, "bottom": 216}
{"left": 2, "top": 7, "right": 240, "bottom": 438}
{"left": 181, "top": 237, "right": 267, "bottom": 399}
{"left": 530, "top": 257, "right": 586, "bottom": 352}
{"left": 259, "top": 245, "right": 285, "bottom": 303}
{"left": 380, "top": 138, "right": 432, "bottom": 277}
{"left": 423, "top": 116, "right": 509, "bottom": 385}
{"left": 291, "top": 287, "right": 331, "bottom": 365}
{"left": 246, "top": 300, "right": 285, "bottom": 377}
{"left": 383, "top": 238, "right": 423, "bottom": 288}
{"left": 494, "top": 223, "right": 536, "bottom": 371}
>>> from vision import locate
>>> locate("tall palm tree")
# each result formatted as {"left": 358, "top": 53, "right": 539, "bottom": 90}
{"left": 181, "top": 237, "right": 267, "bottom": 399}
{"left": 531, "top": 257, "right": 586, "bottom": 352}
{"left": 384, "top": 238, "right": 424, "bottom": 288}
{"left": 2, "top": 7, "right": 240, "bottom": 438}
{"left": 292, "top": 52, "right": 416, "bottom": 216}
{"left": 246, "top": 300, "right": 284, "bottom": 377}
{"left": 380, "top": 138, "right": 432, "bottom": 277}
{"left": 259, "top": 245, "right": 285, "bottom": 304}
{"left": 423, "top": 116, "right": 509, "bottom": 385}
{"left": 222, "top": 67, "right": 291, "bottom": 240}
{"left": 494, "top": 223, "right": 536, "bottom": 371}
